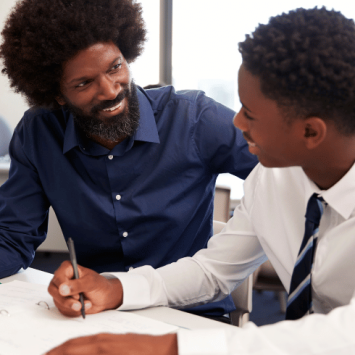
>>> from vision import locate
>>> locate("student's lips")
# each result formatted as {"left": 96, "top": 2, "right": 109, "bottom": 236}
{"left": 242, "top": 132, "right": 256, "bottom": 147}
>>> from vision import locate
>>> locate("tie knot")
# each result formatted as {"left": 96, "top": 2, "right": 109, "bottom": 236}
{"left": 305, "top": 193, "right": 324, "bottom": 224}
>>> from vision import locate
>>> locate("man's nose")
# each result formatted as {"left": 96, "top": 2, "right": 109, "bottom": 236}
{"left": 97, "top": 75, "right": 120, "bottom": 101}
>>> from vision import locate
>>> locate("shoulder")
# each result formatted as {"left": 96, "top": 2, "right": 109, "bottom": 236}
{"left": 14, "top": 107, "right": 67, "bottom": 145}
{"left": 16, "top": 107, "right": 66, "bottom": 132}
{"left": 143, "top": 85, "right": 232, "bottom": 113}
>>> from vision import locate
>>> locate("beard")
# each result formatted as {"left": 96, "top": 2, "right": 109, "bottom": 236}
{"left": 66, "top": 81, "right": 140, "bottom": 142}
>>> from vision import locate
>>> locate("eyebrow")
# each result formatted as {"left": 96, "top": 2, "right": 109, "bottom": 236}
{"left": 67, "top": 56, "right": 122, "bottom": 85}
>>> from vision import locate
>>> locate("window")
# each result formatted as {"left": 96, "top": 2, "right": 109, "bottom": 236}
{"left": 172, "top": 0, "right": 355, "bottom": 199}
{"left": 130, "top": 0, "right": 160, "bottom": 88}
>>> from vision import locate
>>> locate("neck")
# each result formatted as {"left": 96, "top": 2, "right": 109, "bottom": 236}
{"left": 302, "top": 135, "right": 355, "bottom": 190}
{"left": 303, "top": 161, "right": 354, "bottom": 190}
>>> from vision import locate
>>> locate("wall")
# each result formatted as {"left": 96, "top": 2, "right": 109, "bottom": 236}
{"left": 0, "top": 1, "right": 30, "bottom": 131}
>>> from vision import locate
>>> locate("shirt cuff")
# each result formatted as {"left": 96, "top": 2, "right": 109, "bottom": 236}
{"left": 177, "top": 329, "right": 228, "bottom": 355}
{"left": 101, "top": 272, "right": 151, "bottom": 310}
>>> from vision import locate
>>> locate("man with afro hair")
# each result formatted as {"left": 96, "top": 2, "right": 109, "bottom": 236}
{"left": 47, "top": 7, "right": 355, "bottom": 355}
{"left": 0, "top": 0, "right": 257, "bottom": 319}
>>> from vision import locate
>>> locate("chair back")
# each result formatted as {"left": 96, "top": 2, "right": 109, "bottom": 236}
{"left": 213, "top": 220, "right": 252, "bottom": 327}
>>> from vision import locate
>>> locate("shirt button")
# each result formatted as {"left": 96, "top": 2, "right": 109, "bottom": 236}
{"left": 123, "top": 231, "right": 128, "bottom": 237}
{"left": 116, "top": 195, "right": 121, "bottom": 200}
{"left": 108, "top": 155, "right": 113, "bottom": 160}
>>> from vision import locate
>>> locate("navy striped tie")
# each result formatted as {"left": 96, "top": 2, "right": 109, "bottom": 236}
{"left": 285, "top": 193, "right": 324, "bottom": 320}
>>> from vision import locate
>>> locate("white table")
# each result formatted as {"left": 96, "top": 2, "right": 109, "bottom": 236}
{"left": 0, "top": 268, "right": 235, "bottom": 331}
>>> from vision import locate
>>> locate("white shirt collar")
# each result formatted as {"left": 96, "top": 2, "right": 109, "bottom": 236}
{"left": 303, "top": 162, "right": 355, "bottom": 220}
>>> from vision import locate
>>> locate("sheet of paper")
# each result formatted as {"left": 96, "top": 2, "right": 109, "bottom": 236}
{"left": 0, "top": 280, "right": 54, "bottom": 315}
{"left": 0, "top": 281, "right": 178, "bottom": 355}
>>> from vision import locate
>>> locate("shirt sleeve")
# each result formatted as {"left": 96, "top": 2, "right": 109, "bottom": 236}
{"left": 192, "top": 93, "right": 258, "bottom": 179}
{"left": 0, "top": 125, "right": 50, "bottom": 278}
{"left": 178, "top": 294, "right": 355, "bottom": 355}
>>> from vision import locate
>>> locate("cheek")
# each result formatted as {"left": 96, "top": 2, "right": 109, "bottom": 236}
{"left": 70, "top": 92, "right": 97, "bottom": 111}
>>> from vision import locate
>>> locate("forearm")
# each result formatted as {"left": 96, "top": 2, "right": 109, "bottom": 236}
{"left": 177, "top": 298, "right": 355, "bottom": 355}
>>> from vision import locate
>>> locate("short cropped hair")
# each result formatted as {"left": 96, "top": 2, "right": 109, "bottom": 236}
{"left": 0, "top": 0, "right": 146, "bottom": 108}
{"left": 239, "top": 7, "right": 355, "bottom": 135}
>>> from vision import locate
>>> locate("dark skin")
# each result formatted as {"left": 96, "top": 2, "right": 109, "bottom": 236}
{"left": 45, "top": 333, "right": 178, "bottom": 355}
{"left": 48, "top": 65, "right": 355, "bottom": 354}
{"left": 48, "top": 261, "right": 123, "bottom": 316}
{"left": 57, "top": 42, "right": 132, "bottom": 150}
{"left": 47, "top": 262, "right": 178, "bottom": 355}
{"left": 234, "top": 65, "right": 355, "bottom": 190}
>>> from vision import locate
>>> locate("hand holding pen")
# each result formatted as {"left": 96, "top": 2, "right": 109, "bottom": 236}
{"left": 48, "top": 256, "right": 124, "bottom": 318}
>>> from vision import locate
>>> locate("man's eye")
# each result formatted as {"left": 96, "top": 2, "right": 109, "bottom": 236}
{"left": 112, "top": 62, "right": 122, "bottom": 70}
{"left": 77, "top": 81, "right": 89, "bottom": 88}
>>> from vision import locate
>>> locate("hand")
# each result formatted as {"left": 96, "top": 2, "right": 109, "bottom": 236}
{"left": 48, "top": 260, "right": 123, "bottom": 317}
{"left": 45, "top": 333, "right": 178, "bottom": 355}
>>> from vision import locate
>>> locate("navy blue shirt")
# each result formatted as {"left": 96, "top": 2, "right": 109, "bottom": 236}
{"left": 0, "top": 86, "right": 257, "bottom": 315}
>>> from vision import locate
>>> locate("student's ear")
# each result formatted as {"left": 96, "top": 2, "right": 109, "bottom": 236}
{"left": 302, "top": 117, "right": 327, "bottom": 149}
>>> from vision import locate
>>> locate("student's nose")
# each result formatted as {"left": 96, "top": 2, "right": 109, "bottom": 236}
{"left": 233, "top": 109, "right": 247, "bottom": 132}
{"left": 97, "top": 75, "right": 120, "bottom": 101}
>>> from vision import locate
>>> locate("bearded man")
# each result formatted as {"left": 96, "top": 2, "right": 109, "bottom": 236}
{"left": 0, "top": 0, "right": 257, "bottom": 319}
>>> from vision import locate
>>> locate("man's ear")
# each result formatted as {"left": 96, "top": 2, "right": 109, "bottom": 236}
{"left": 302, "top": 117, "right": 327, "bottom": 149}
{"left": 56, "top": 96, "right": 65, "bottom": 106}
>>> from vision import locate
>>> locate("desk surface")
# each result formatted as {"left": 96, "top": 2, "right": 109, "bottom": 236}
{"left": 0, "top": 268, "right": 234, "bottom": 331}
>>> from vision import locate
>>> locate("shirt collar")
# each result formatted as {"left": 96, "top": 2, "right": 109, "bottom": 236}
{"left": 303, "top": 162, "right": 355, "bottom": 220}
{"left": 63, "top": 86, "right": 160, "bottom": 155}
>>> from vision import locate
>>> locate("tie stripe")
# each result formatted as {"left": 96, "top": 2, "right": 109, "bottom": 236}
{"left": 285, "top": 193, "right": 324, "bottom": 320}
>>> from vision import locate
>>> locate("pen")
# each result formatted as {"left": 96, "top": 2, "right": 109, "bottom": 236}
{"left": 67, "top": 237, "right": 86, "bottom": 319}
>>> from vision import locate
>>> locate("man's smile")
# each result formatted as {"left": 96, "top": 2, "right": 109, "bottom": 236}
{"left": 103, "top": 101, "right": 123, "bottom": 112}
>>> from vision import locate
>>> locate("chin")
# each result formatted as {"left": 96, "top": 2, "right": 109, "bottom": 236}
{"left": 259, "top": 159, "right": 295, "bottom": 169}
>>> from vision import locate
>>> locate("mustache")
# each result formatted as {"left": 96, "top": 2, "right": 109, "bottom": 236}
{"left": 91, "top": 87, "right": 130, "bottom": 113}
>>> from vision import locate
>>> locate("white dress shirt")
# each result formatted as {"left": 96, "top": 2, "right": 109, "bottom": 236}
{"left": 111, "top": 163, "right": 355, "bottom": 354}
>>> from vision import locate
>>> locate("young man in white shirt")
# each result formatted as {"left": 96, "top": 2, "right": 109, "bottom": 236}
{"left": 47, "top": 7, "right": 355, "bottom": 355}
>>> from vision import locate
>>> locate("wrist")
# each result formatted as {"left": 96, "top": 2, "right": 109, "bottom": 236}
{"left": 106, "top": 278, "right": 123, "bottom": 310}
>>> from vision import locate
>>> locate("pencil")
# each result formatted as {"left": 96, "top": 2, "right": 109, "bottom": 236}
{"left": 67, "top": 237, "right": 86, "bottom": 319}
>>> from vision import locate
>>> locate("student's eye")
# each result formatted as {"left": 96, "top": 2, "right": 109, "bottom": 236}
{"left": 243, "top": 110, "right": 254, "bottom": 121}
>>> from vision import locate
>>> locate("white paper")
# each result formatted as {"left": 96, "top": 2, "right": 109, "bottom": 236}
{"left": 0, "top": 281, "right": 178, "bottom": 355}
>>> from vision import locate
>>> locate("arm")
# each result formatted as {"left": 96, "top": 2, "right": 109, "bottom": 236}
{"left": 0, "top": 127, "right": 50, "bottom": 278}
{"left": 45, "top": 333, "right": 178, "bottom": 355}
{"left": 48, "top": 166, "right": 266, "bottom": 314}
{"left": 46, "top": 294, "right": 355, "bottom": 355}
{"left": 178, "top": 296, "right": 355, "bottom": 354}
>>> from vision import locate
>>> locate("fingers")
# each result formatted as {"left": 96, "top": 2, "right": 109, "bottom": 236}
{"left": 48, "top": 261, "right": 95, "bottom": 317}
{"left": 52, "top": 297, "right": 92, "bottom": 317}
{"left": 45, "top": 333, "right": 120, "bottom": 355}
{"left": 48, "top": 262, "right": 124, "bottom": 317}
